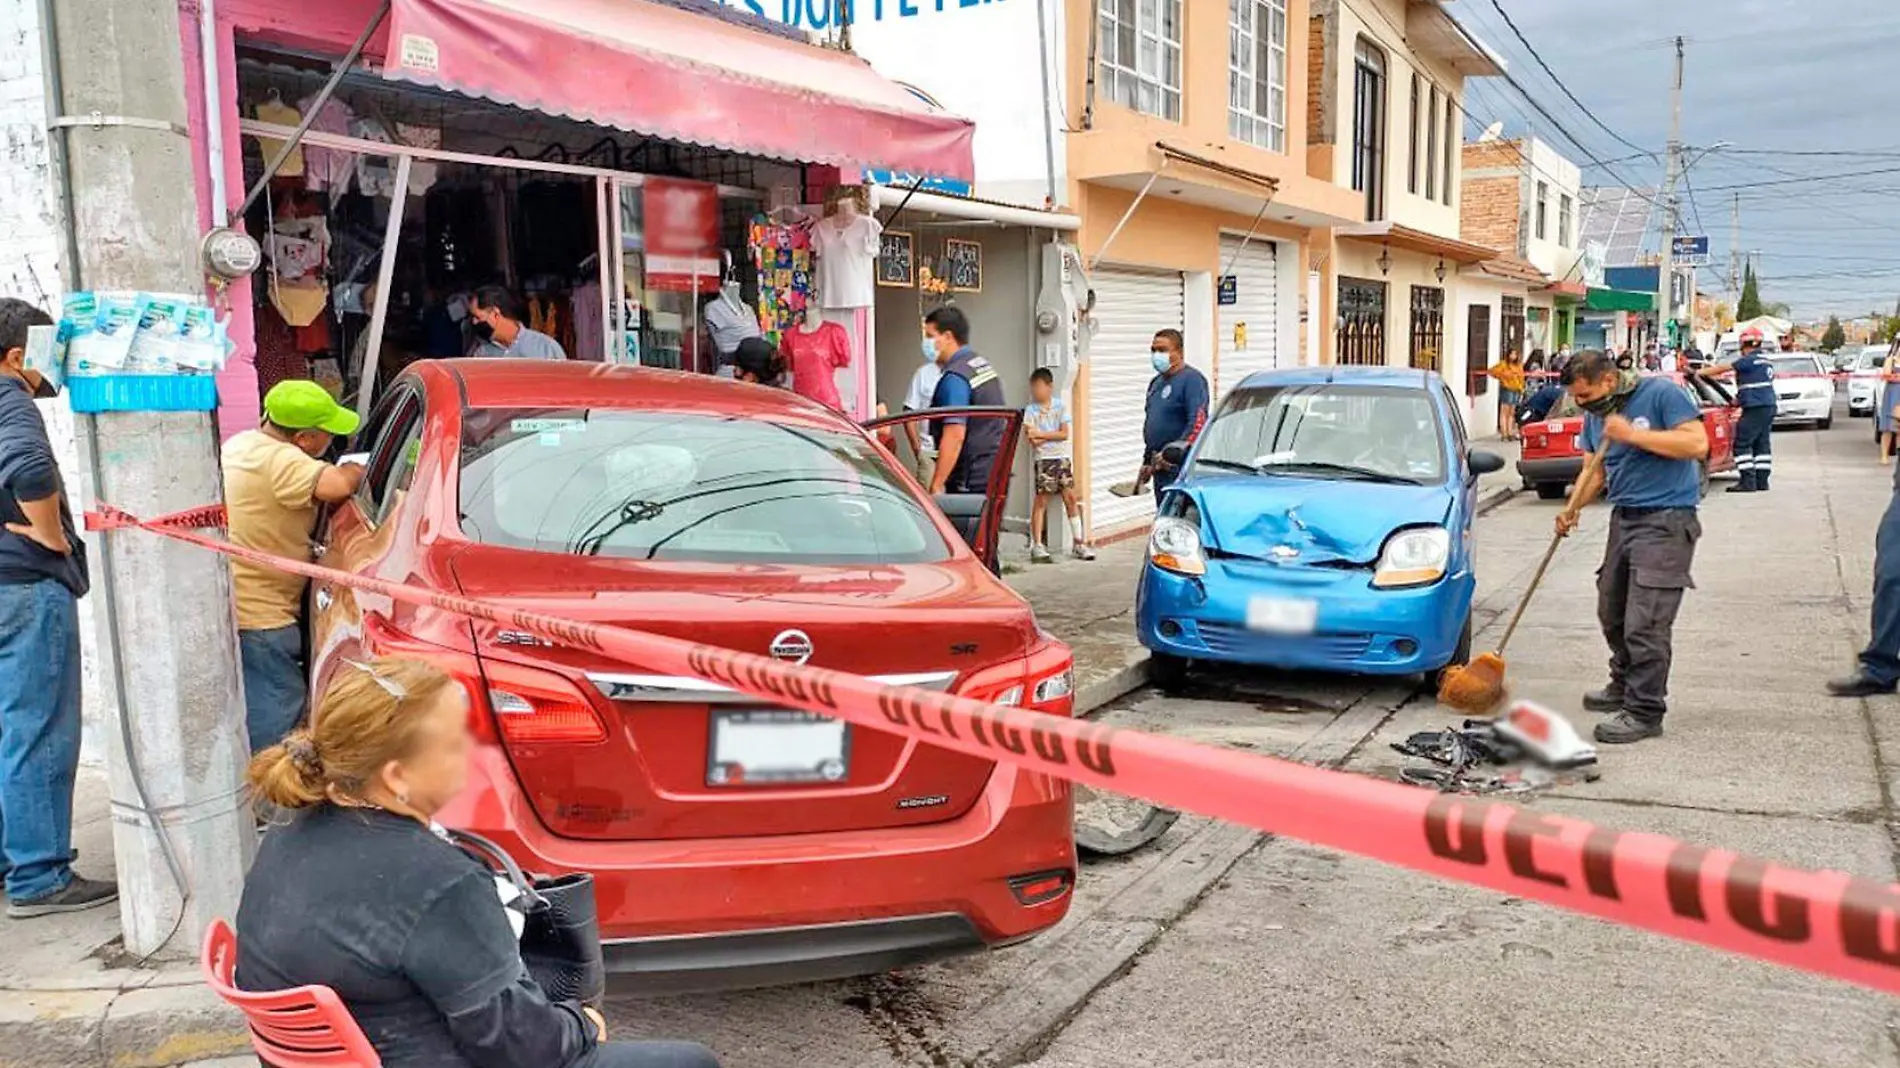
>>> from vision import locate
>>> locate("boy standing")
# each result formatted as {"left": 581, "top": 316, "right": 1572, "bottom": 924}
{"left": 1025, "top": 368, "right": 1094, "bottom": 563}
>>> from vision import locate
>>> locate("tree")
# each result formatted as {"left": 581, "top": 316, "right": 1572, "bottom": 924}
{"left": 1738, "top": 263, "right": 1763, "bottom": 321}
{"left": 1822, "top": 316, "right": 1846, "bottom": 352}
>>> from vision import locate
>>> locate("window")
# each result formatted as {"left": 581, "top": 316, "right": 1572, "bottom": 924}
{"left": 1409, "top": 285, "right": 1445, "bottom": 371}
{"left": 1501, "top": 295, "right": 1526, "bottom": 362}
{"left": 1229, "top": 0, "right": 1288, "bottom": 151}
{"left": 356, "top": 389, "right": 422, "bottom": 523}
{"left": 1559, "top": 193, "right": 1574, "bottom": 247}
{"left": 1535, "top": 181, "right": 1549, "bottom": 240}
{"left": 1423, "top": 84, "right": 1438, "bottom": 202}
{"left": 1407, "top": 74, "right": 1421, "bottom": 194}
{"left": 1352, "top": 38, "right": 1387, "bottom": 220}
{"left": 1337, "top": 277, "right": 1387, "bottom": 366}
{"left": 1194, "top": 384, "right": 1447, "bottom": 485}
{"left": 1442, "top": 94, "right": 1455, "bottom": 204}
{"left": 458, "top": 407, "right": 950, "bottom": 564}
{"left": 1101, "top": 0, "right": 1184, "bottom": 121}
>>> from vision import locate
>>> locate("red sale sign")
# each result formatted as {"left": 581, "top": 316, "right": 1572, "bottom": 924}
{"left": 644, "top": 177, "right": 721, "bottom": 293}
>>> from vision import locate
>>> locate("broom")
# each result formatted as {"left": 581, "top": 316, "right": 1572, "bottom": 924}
{"left": 1437, "top": 445, "right": 1606, "bottom": 714}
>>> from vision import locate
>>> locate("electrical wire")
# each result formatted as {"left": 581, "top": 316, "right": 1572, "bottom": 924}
{"left": 1483, "top": 0, "right": 1653, "bottom": 155}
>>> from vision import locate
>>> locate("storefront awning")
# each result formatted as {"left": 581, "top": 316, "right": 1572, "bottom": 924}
{"left": 382, "top": 0, "right": 977, "bottom": 181}
{"left": 1585, "top": 287, "right": 1656, "bottom": 312}
{"left": 1335, "top": 221, "right": 1498, "bottom": 264}
{"left": 1541, "top": 278, "right": 1588, "bottom": 301}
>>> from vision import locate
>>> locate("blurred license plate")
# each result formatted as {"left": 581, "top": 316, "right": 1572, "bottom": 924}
{"left": 1246, "top": 596, "right": 1317, "bottom": 635}
{"left": 708, "top": 710, "right": 849, "bottom": 786}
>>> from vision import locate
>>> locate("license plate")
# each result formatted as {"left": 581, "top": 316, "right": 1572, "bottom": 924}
{"left": 1246, "top": 596, "right": 1318, "bottom": 635}
{"left": 708, "top": 710, "right": 850, "bottom": 786}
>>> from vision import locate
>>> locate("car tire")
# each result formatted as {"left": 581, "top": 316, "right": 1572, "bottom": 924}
{"left": 1150, "top": 652, "right": 1190, "bottom": 694}
{"left": 1534, "top": 482, "right": 1568, "bottom": 500}
{"left": 1430, "top": 615, "right": 1475, "bottom": 693}
{"left": 1819, "top": 415, "right": 1834, "bottom": 431}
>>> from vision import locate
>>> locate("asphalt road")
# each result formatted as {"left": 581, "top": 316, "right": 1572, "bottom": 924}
{"left": 600, "top": 402, "right": 1899, "bottom": 1068}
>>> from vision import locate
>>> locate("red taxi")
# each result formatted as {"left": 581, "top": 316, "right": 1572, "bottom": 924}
{"left": 1516, "top": 372, "right": 1738, "bottom": 500}
{"left": 308, "top": 359, "right": 1076, "bottom": 991}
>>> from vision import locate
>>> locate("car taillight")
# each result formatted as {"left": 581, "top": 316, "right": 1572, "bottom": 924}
{"left": 1527, "top": 431, "right": 1546, "bottom": 449}
{"left": 957, "top": 637, "right": 1076, "bottom": 716}
{"left": 480, "top": 659, "right": 608, "bottom": 745}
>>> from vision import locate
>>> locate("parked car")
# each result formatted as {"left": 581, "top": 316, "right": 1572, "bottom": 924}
{"left": 1516, "top": 373, "right": 1739, "bottom": 501}
{"left": 309, "top": 359, "right": 1076, "bottom": 991}
{"left": 1133, "top": 367, "right": 1503, "bottom": 688}
{"left": 1848, "top": 344, "right": 1890, "bottom": 418}
{"left": 1770, "top": 353, "right": 1834, "bottom": 430}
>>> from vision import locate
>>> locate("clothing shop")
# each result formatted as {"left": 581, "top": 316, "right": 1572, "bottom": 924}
{"left": 191, "top": 0, "right": 975, "bottom": 436}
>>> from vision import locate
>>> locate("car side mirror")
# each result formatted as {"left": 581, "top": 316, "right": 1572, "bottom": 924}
{"left": 1160, "top": 440, "right": 1189, "bottom": 467}
{"left": 1467, "top": 448, "right": 1506, "bottom": 477}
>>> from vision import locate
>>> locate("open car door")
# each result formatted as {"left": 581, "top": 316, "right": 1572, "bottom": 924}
{"left": 865, "top": 406, "right": 1023, "bottom": 574}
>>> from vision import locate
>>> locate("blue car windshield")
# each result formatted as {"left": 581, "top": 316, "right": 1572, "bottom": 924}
{"left": 1193, "top": 384, "right": 1448, "bottom": 485}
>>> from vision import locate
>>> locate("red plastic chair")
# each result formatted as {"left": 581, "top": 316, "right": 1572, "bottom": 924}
{"left": 201, "top": 918, "right": 383, "bottom": 1067}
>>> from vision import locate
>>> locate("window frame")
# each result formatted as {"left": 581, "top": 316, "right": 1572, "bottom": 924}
{"left": 1409, "top": 285, "right": 1446, "bottom": 371}
{"left": 1337, "top": 276, "right": 1388, "bottom": 367}
{"left": 1228, "top": 0, "right": 1289, "bottom": 151}
{"left": 1407, "top": 74, "right": 1421, "bottom": 194}
{"left": 1423, "top": 83, "right": 1439, "bottom": 202}
{"left": 1441, "top": 94, "right": 1455, "bottom": 204}
{"left": 1535, "top": 181, "right": 1550, "bottom": 241}
{"left": 355, "top": 387, "right": 423, "bottom": 526}
{"left": 1558, "top": 193, "right": 1574, "bottom": 247}
{"left": 1351, "top": 37, "right": 1388, "bottom": 221}
{"left": 1101, "top": 0, "right": 1185, "bottom": 122}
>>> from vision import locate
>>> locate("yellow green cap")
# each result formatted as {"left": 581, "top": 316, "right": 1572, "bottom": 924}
{"left": 263, "top": 379, "right": 360, "bottom": 436}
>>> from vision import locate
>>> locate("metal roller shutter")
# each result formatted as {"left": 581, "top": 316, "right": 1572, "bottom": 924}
{"left": 1087, "top": 265, "right": 1186, "bottom": 535}
{"left": 1216, "top": 236, "right": 1280, "bottom": 397}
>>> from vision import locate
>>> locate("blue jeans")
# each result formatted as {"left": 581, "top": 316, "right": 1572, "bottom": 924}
{"left": 0, "top": 579, "right": 83, "bottom": 902}
{"left": 239, "top": 625, "right": 306, "bottom": 753}
{"left": 1861, "top": 495, "right": 1900, "bottom": 685}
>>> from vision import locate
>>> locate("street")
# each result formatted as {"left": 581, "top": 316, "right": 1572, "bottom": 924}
{"left": 593, "top": 409, "right": 1900, "bottom": 1068}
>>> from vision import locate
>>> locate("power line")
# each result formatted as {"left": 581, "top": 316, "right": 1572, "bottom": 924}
{"left": 1696, "top": 164, "right": 1900, "bottom": 194}
{"left": 1484, "top": 0, "right": 1653, "bottom": 155}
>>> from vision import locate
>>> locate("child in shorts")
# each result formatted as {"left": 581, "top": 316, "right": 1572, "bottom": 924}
{"left": 1025, "top": 368, "right": 1094, "bottom": 562}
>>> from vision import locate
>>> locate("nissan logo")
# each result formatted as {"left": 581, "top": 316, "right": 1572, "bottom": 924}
{"left": 769, "top": 629, "right": 814, "bottom": 666}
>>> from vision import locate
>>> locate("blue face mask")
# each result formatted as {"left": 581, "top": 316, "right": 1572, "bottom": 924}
{"left": 1151, "top": 350, "right": 1172, "bottom": 374}
{"left": 922, "top": 337, "right": 939, "bottom": 363}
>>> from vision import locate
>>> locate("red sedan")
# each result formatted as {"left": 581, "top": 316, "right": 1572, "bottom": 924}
{"left": 1516, "top": 372, "right": 1739, "bottom": 500}
{"left": 309, "top": 359, "right": 1076, "bottom": 991}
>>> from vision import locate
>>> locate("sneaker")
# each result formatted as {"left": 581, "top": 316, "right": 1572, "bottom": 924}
{"left": 1593, "top": 712, "right": 1663, "bottom": 745}
{"left": 1581, "top": 687, "right": 1625, "bottom": 713}
{"left": 1071, "top": 543, "right": 1097, "bottom": 561}
{"left": 1030, "top": 543, "right": 1054, "bottom": 564}
{"left": 1827, "top": 673, "right": 1899, "bottom": 698}
{"left": 7, "top": 876, "right": 118, "bottom": 919}
{"left": 1108, "top": 481, "right": 1140, "bottom": 498}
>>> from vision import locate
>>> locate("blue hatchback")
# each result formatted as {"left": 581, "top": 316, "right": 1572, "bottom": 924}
{"left": 1135, "top": 367, "right": 1505, "bottom": 685}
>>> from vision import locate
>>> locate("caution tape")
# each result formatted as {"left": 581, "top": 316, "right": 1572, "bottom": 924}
{"left": 88, "top": 503, "right": 1900, "bottom": 997}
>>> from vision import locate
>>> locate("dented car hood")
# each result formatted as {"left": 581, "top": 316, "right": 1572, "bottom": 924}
{"left": 1183, "top": 474, "right": 1455, "bottom": 564}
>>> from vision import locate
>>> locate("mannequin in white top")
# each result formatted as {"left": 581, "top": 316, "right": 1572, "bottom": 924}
{"left": 811, "top": 189, "right": 881, "bottom": 413}
{"left": 702, "top": 278, "right": 760, "bottom": 375}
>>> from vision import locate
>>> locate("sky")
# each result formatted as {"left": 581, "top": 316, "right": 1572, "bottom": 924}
{"left": 1445, "top": 0, "right": 1900, "bottom": 322}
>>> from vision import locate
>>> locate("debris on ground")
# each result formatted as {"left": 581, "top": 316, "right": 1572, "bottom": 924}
{"left": 1393, "top": 702, "right": 1601, "bottom": 795}
{"left": 1074, "top": 785, "right": 1181, "bottom": 858}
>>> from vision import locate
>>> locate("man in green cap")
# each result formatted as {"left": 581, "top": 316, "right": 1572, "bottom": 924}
{"left": 221, "top": 381, "right": 365, "bottom": 753}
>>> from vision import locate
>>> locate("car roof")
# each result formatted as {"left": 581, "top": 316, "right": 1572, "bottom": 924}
{"left": 1233, "top": 366, "right": 1442, "bottom": 390}
{"left": 422, "top": 358, "right": 857, "bottom": 430}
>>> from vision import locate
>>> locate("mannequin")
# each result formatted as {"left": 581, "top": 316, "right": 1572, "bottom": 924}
{"left": 702, "top": 267, "right": 761, "bottom": 376}
{"left": 783, "top": 305, "right": 851, "bottom": 412}
{"left": 811, "top": 188, "right": 881, "bottom": 415}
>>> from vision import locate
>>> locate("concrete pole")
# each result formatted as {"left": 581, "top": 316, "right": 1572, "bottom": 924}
{"left": 1655, "top": 35, "right": 1683, "bottom": 351}
{"left": 1728, "top": 192, "right": 1740, "bottom": 298}
{"left": 47, "top": 0, "right": 253, "bottom": 958}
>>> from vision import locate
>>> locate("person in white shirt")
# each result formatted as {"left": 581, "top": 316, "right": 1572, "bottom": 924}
{"left": 901, "top": 354, "right": 942, "bottom": 484}
{"left": 1024, "top": 368, "right": 1094, "bottom": 562}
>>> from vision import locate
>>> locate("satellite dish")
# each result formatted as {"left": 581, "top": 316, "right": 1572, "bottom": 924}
{"left": 1478, "top": 122, "right": 1505, "bottom": 143}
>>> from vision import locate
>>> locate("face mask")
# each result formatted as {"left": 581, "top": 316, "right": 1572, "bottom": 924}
{"left": 922, "top": 337, "right": 939, "bottom": 363}
{"left": 473, "top": 321, "right": 496, "bottom": 342}
{"left": 1150, "top": 351, "right": 1171, "bottom": 374}
{"left": 1580, "top": 394, "right": 1621, "bottom": 417}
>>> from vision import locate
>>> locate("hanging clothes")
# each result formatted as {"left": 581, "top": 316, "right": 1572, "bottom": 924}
{"left": 253, "top": 95, "right": 305, "bottom": 178}
{"left": 298, "top": 93, "right": 357, "bottom": 199}
{"left": 571, "top": 280, "right": 604, "bottom": 361}
{"left": 783, "top": 319, "right": 852, "bottom": 412}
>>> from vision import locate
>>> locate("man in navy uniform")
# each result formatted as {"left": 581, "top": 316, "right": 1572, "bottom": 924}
{"left": 923, "top": 306, "right": 1007, "bottom": 495}
{"left": 1139, "top": 329, "right": 1210, "bottom": 504}
{"left": 1830, "top": 447, "right": 1900, "bottom": 697}
{"left": 1699, "top": 326, "right": 1776, "bottom": 492}
{"left": 1557, "top": 350, "right": 1710, "bottom": 745}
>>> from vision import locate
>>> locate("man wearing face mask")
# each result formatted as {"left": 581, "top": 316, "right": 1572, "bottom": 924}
{"left": 222, "top": 381, "right": 366, "bottom": 754}
{"left": 1556, "top": 349, "right": 1709, "bottom": 745}
{"left": 923, "top": 306, "right": 1006, "bottom": 495}
{"left": 0, "top": 298, "right": 118, "bottom": 918}
{"left": 468, "top": 285, "right": 567, "bottom": 361}
{"left": 1135, "top": 329, "right": 1209, "bottom": 504}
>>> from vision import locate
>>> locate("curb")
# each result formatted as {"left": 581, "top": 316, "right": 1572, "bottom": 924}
{"left": 0, "top": 979, "right": 248, "bottom": 1068}
{"left": 1074, "top": 656, "right": 1152, "bottom": 716}
{"left": 1476, "top": 482, "right": 1519, "bottom": 516}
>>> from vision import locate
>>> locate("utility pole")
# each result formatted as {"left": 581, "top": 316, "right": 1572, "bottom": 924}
{"left": 1655, "top": 35, "right": 1684, "bottom": 351}
{"left": 1728, "top": 192, "right": 1740, "bottom": 297}
{"left": 44, "top": 0, "right": 253, "bottom": 957}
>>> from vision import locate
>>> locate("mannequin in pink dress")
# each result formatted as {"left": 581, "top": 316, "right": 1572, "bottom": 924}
{"left": 782, "top": 307, "right": 852, "bottom": 412}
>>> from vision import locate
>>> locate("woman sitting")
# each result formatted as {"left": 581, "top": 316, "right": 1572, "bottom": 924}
{"left": 237, "top": 657, "right": 720, "bottom": 1068}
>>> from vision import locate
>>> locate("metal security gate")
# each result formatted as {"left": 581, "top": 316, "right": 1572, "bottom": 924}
{"left": 1216, "top": 235, "right": 1280, "bottom": 396}
{"left": 1087, "top": 265, "right": 1186, "bottom": 535}
{"left": 1337, "top": 277, "right": 1387, "bottom": 365}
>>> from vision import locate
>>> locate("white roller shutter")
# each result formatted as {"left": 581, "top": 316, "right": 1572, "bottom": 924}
{"left": 1216, "top": 235, "right": 1280, "bottom": 397}
{"left": 1087, "top": 265, "right": 1186, "bottom": 535}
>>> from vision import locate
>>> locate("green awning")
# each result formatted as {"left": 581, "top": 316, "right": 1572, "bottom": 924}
{"left": 1585, "top": 287, "right": 1655, "bottom": 312}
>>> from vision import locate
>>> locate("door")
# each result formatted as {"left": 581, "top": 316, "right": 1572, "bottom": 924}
{"left": 1465, "top": 303, "right": 1493, "bottom": 396}
{"left": 1336, "top": 277, "right": 1387, "bottom": 366}
{"left": 1216, "top": 235, "right": 1280, "bottom": 397}
{"left": 1501, "top": 296, "right": 1527, "bottom": 361}
{"left": 1088, "top": 265, "right": 1187, "bottom": 534}
{"left": 865, "top": 406, "right": 1024, "bottom": 573}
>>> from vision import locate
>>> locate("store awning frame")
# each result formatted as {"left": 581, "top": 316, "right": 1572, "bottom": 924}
{"left": 1336, "top": 221, "right": 1498, "bottom": 264}
{"left": 382, "top": 0, "right": 977, "bottom": 182}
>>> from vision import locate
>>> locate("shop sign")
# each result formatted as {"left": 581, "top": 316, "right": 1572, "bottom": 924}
{"left": 644, "top": 178, "right": 720, "bottom": 292}
{"left": 879, "top": 230, "right": 916, "bottom": 287}
{"left": 714, "top": 0, "right": 1005, "bottom": 29}
{"left": 861, "top": 168, "right": 974, "bottom": 198}
{"left": 944, "top": 238, "right": 982, "bottom": 292}
{"left": 1218, "top": 275, "right": 1238, "bottom": 306}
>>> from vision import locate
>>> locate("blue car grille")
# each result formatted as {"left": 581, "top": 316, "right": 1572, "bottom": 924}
{"left": 1198, "top": 623, "right": 1374, "bottom": 660}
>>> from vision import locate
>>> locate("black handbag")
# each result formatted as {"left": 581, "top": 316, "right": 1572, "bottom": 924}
{"left": 446, "top": 828, "right": 606, "bottom": 1008}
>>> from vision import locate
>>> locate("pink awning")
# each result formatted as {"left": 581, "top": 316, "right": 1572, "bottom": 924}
{"left": 382, "top": 0, "right": 976, "bottom": 182}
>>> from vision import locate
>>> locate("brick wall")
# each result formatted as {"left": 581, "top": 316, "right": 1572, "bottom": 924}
{"left": 1461, "top": 139, "right": 1523, "bottom": 176}
{"left": 1460, "top": 174, "right": 1520, "bottom": 255}
{"left": 1307, "top": 15, "right": 1331, "bottom": 145}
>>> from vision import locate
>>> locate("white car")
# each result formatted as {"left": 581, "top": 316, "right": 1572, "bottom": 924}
{"left": 1848, "top": 345, "right": 1890, "bottom": 417}
{"left": 1771, "top": 353, "right": 1834, "bottom": 430}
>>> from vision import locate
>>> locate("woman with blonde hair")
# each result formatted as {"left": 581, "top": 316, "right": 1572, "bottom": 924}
{"left": 236, "top": 657, "right": 719, "bottom": 1068}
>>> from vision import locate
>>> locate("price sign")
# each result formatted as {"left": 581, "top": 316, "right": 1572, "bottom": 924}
{"left": 878, "top": 230, "right": 915, "bottom": 288}
{"left": 944, "top": 238, "right": 983, "bottom": 292}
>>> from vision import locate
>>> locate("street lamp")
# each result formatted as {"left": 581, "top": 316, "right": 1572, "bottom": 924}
{"left": 1378, "top": 245, "right": 1392, "bottom": 276}
{"left": 1434, "top": 258, "right": 1447, "bottom": 283}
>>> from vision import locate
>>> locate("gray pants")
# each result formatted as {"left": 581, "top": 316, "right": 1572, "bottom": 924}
{"left": 1597, "top": 507, "right": 1701, "bottom": 722}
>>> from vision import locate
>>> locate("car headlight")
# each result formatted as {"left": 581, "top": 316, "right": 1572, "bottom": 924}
{"left": 1373, "top": 526, "right": 1451, "bottom": 588}
{"left": 1148, "top": 515, "right": 1206, "bottom": 576}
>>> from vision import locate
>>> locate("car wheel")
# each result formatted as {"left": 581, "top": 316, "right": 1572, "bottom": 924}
{"left": 1819, "top": 415, "right": 1834, "bottom": 431}
{"left": 1150, "top": 652, "right": 1190, "bottom": 694}
{"left": 1430, "top": 615, "right": 1475, "bottom": 693}
{"left": 1534, "top": 482, "right": 1568, "bottom": 500}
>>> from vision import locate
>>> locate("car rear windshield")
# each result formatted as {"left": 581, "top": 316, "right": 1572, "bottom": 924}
{"left": 1195, "top": 384, "right": 1447, "bottom": 484}
{"left": 458, "top": 408, "right": 950, "bottom": 564}
{"left": 1770, "top": 357, "right": 1822, "bottom": 376}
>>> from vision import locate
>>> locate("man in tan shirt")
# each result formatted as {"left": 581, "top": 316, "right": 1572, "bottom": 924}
{"left": 223, "top": 380, "right": 364, "bottom": 752}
